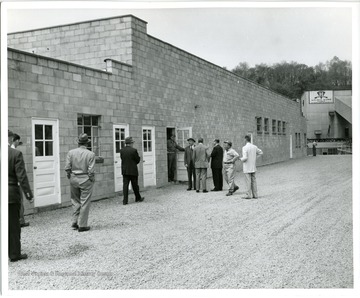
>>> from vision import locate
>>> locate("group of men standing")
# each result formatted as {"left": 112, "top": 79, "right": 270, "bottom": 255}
{"left": 169, "top": 134, "right": 263, "bottom": 198}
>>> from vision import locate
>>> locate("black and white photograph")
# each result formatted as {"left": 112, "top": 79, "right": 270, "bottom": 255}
{"left": 1, "top": 0, "right": 359, "bottom": 297}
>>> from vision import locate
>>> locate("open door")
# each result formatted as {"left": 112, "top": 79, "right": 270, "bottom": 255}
{"left": 176, "top": 127, "right": 192, "bottom": 181}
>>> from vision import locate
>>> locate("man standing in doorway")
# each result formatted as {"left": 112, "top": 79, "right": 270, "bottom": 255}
{"left": 167, "top": 134, "right": 185, "bottom": 182}
{"left": 193, "top": 138, "right": 210, "bottom": 193}
{"left": 223, "top": 140, "right": 240, "bottom": 196}
{"left": 8, "top": 130, "right": 34, "bottom": 262}
{"left": 240, "top": 135, "right": 263, "bottom": 199}
{"left": 184, "top": 137, "right": 196, "bottom": 191}
{"left": 11, "top": 133, "right": 30, "bottom": 228}
{"left": 120, "top": 137, "right": 145, "bottom": 205}
{"left": 210, "top": 139, "right": 224, "bottom": 191}
{"left": 65, "top": 133, "right": 96, "bottom": 232}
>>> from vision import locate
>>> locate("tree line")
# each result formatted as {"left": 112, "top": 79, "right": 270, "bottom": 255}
{"left": 230, "top": 56, "right": 352, "bottom": 100}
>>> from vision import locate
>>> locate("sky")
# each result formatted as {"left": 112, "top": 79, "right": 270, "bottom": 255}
{"left": 5, "top": 1, "right": 355, "bottom": 70}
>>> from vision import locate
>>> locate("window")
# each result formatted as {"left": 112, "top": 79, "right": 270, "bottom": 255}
{"left": 272, "top": 119, "right": 277, "bottom": 134}
{"left": 77, "top": 114, "right": 100, "bottom": 155}
{"left": 282, "top": 121, "right": 286, "bottom": 135}
{"left": 304, "top": 133, "right": 307, "bottom": 147}
{"left": 256, "top": 117, "right": 262, "bottom": 134}
{"left": 277, "top": 121, "right": 282, "bottom": 134}
{"left": 143, "top": 129, "right": 152, "bottom": 152}
{"left": 295, "top": 133, "right": 301, "bottom": 148}
{"left": 34, "top": 124, "right": 53, "bottom": 156}
{"left": 264, "top": 118, "right": 269, "bottom": 134}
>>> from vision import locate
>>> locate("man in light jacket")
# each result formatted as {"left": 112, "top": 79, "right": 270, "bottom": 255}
{"left": 240, "top": 135, "right": 263, "bottom": 199}
{"left": 193, "top": 138, "right": 210, "bottom": 193}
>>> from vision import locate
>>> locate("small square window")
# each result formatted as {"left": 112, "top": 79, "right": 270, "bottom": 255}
{"left": 256, "top": 117, "right": 262, "bottom": 134}
{"left": 77, "top": 114, "right": 101, "bottom": 156}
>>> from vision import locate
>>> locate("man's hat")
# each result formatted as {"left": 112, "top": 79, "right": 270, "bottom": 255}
{"left": 125, "top": 136, "right": 134, "bottom": 144}
{"left": 187, "top": 137, "right": 195, "bottom": 142}
{"left": 8, "top": 130, "right": 14, "bottom": 137}
{"left": 77, "top": 133, "right": 90, "bottom": 144}
{"left": 224, "top": 140, "right": 232, "bottom": 146}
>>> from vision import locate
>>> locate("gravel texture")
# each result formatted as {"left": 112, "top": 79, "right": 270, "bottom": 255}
{"left": 8, "top": 155, "right": 352, "bottom": 290}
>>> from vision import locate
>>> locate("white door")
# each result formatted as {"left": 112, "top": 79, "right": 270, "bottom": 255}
{"left": 113, "top": 124, "right": 129, "bottom": 192}
{"left": 290, "top": 134, "right": 293, "bottom": 159}
{"left": 32, "top": 118, "right": 61, "bottom": 207}
{"left": 176, "top": 127, "right": 192, "bottom": 181}
{"left": 142, "top": 127, "right": 156, "bottom": 187}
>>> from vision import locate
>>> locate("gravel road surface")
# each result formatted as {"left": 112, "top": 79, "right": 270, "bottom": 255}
{"left": 8, "top": 155, "right": 352, "bottom": 290}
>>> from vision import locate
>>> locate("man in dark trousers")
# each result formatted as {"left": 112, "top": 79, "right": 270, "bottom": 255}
{"left": 120, "top": 136, "right": 144, "bottom": 205}
{"left": 8, "top": 130, "right": 34, "bottom": 262}
{"left": 11, "top": 133, "right": 30, "bottom": 228}
{"left": 184, "top": 137, "right": 196, "bottom": 191}
{"left": 167, "top": 134, "right": 185, "bottom": 182}
{"left": 65, "top": 133, "right": 96, "bottom": 232}
{"left": 210, "top": 139, "right": 224, "bottom": 191}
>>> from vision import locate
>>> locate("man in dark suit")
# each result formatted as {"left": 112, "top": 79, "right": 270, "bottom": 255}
{"left": 184, "top": 137, "right": 196, "bottom": 191}
{"left": 120, "top": 137, "right": 144, "bottom": 205}
{"left": 8, "top": 130, "right": 34, "bottom": 262}
{"left": 210, "top": 139, "right": 224, "bottom": 191}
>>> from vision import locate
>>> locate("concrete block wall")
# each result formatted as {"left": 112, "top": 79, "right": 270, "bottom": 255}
{"left": 7, "top": 15, "right": 145, "bottom": 69}
{"left": 8, "top": 49, "right": 134, "bottom": 213}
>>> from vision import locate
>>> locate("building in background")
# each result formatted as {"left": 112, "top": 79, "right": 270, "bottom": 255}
{"left": 301, "top": 90, "right": 352, "bottom": 155}
{"left": 7, "top": 15, "right": 307, "bottom": 214}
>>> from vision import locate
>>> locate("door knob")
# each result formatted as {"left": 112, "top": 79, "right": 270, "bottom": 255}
{"left": 34, "top": 166, "right": 37, "bottom": 169}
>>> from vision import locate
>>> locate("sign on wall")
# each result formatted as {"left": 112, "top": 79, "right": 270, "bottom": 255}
{"left": 309, "top": 90, "right": 334, "bottom": 104}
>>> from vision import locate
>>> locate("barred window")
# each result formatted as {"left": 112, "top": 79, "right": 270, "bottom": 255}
{"left": 77, "top": 114, "right": 100, "bottom": 155}
{"left": 264, "top": 118, "right": 269, "bottom": 134}
{"left": 272, "top": 119, "right": 277, "bottom": 134}
{"left": 256, "top": 117, "right": 262, "bottom": 134}
{"left": 282, "top": 121, "right": 286, "bottom": 135}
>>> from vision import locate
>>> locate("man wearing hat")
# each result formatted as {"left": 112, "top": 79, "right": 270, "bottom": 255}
{"left": 184, "top": 137, "right": 196, "bottom": 191}
{"left": 65, "top": 133, "right": 96, "bottom": 232}
{"left": 223, "top": 140, "right": 240, "bottom": 196}
{"left": 120, "top": 136, "right": 144, "bottom": 205}
{"left": 210, "top": 139, "right": 224, "bottom": 191}
{"left": 11, "top": 133, "right": 30, "bottom": 228}
{"left": 8, "top": 130, "right": 34, "bottom": 261}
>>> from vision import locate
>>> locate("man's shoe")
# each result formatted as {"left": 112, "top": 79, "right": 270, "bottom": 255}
{"left": 196, "top": 190, "right": 200, "bottom": 193}
{"left": 203, "top": 190, "right": 208, "bottom": 193}
{"left": 71, "top": 223, "right": 79, "bottom": 230}
{"left": 136, "top": 197, "right": 145, "bottom": 202}
{"left": 226, "top": 192, "right": 233, "bottom": 196}
{"left": 10, "top": 254, "right": 28, "bottom": 262}
{"left": 233, "top": 186, "right": 239, "bottom": 193}
{"left": 187, "top": 188, "right": 192, "bottom": 191}
{"left": 211, "top": 189, "right": 218, "bottom": 191}
{"left": 242, "top": 197, "right": 252, "bottom": 200}
{"left": 78, "top": 227, "right": 90, "bottom": 232}
{"left": 20, "top": 222, "right": 30, "bottom": 228}
{"left": 123, "top": 201, "right": 128, "bottom": 205}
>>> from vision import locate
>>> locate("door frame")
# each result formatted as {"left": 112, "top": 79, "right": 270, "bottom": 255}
{"left": 142, "top": 126, "right": 156, "bottom": 187}
{"left": 31, "top": 117, "right": 61, "bottom": 207}
{"left": 113, "top": 123, "right": 129, "bottom": 192}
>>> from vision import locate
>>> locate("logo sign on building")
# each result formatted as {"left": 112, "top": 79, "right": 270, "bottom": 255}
{"left": 309, "top": 90, "right": 334, "bottom": 104}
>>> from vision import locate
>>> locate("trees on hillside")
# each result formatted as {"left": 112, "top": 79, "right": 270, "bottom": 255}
{"left": 231, "top": 56, "right": 352, "bottom": 99}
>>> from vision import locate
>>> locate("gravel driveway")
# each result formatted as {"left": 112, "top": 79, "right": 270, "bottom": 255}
{"left": 8, "top": 155, "right": 352, "bottom": 290}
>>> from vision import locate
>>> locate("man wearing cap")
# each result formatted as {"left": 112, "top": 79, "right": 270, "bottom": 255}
{"left": 65, "top": 133, "right": 96, "bottom": 232}
{"left": 184, "top": 137, "right": 196, "bottom": 191}
{"left": 8, "top": 130, "right": 34, "bottom": 262}
{"left": 223, "top": 140, "right": 240, "bottom": 196}
{"left": 120, "top": 137, "right": 144, "bottom": 205}
{"left": 167, "top": 134, "right": 185, "bottom": 182}
{"left": 11, "top": 133, "right": 30, "bottom": 228}
{"left": 193, "top": 138, "right": 210, "bottom": 193}
{"left": 210, "top": 139, "right": 224, "bottom": 191}
{"left": 240, "top": 135, "right": 263, "bottom": 199}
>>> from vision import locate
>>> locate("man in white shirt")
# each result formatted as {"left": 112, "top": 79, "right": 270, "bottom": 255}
{"left": 223, "top": 141, "right": 240, "bottom": 196}
{"left": 240, "top": 135, "right": 263, "bottom": 199}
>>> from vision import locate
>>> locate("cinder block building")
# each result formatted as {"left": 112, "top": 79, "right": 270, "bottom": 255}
{"left": 301, "top": 90, "right": 352, "bottom": 155}
{"left": 7, "top": 15, "right": 307, "bottom": 214}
